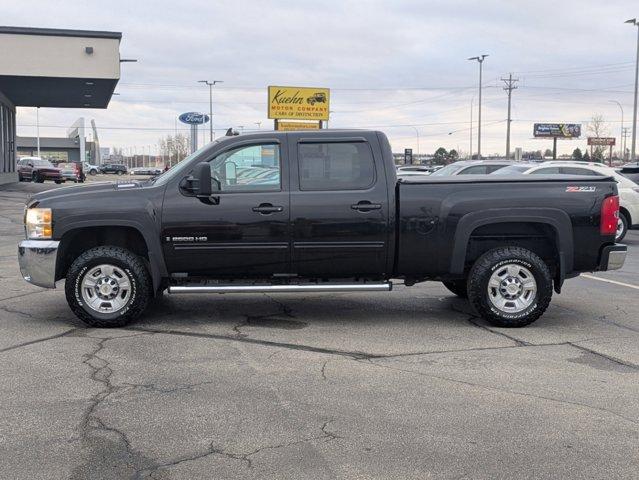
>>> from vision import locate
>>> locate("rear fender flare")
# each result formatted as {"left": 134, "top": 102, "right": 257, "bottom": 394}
{"left": 450, "top": 208, "right": 573, "bottom": 289}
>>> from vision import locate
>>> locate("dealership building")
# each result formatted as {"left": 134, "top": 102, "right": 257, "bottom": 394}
{"left": 0, "top": 26, "right": 122, "bottom": 184}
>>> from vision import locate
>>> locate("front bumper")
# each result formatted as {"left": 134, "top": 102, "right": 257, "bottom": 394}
{"left": 18, "top": 240, "right": 60, "bottom": 288}
{"left": 598, "top": 244, "right": 627, "bottom": 271}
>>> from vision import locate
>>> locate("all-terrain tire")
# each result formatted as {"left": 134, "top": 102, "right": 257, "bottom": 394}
{"left": 616, "top": 212, "right": 629, "bottom": 242}
{"left": 442, "top": 280, "right": 468, "bottom": 298}
{"left": 467, "top": 246, "right": 552, "bottom": 328}
{"left": 65, "top": 246, "right": 151, "bottom": 328}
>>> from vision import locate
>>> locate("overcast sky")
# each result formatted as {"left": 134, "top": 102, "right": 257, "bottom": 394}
{"left": 5, "top": 0, "right": 639, "bottom": 156}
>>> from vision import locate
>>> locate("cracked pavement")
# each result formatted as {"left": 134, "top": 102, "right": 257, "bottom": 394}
{"left": 1, "top": 182, "right": 638, "bottom": 479}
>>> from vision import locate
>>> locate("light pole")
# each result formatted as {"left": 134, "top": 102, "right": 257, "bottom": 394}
{"left": 468, "top": 55, "right": 488, "bottom": 159}
{"left": 411, "top": 126, "right": 420, "bottom": 155}
{"left": 255, "top": 121, "right": 262, "bottom": 130}
{"left": 626, "top": 19, "right": 639, "bottom": 161}
{"left": 198, "top": 79, "right": 223, "bottom": 143}
{"left": 469, "top": 96, "right": 474, "bottom": 159}
{"left": 609, "top": 100, "right": 624, "bottom": 160}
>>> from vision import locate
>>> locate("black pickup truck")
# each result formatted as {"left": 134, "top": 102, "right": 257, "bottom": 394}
{"left": 18, "top": 130, "right": 626, "bottom": 328}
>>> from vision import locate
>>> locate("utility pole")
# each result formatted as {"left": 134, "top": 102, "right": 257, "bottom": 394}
{"left": 198, "top": 80, "right": 223, "bottom": 143}
{"left": 626, "top": 19, "right": 639, "bottom": 161}
{"left": 501, "top": 73, "right": 518, "bottom": 159}
{"left": 468, "top": 55, "right": 488, "bottom": 159}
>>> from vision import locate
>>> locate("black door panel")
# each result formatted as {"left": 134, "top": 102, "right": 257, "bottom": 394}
{"left": 288, "top": 134, "right": 390, "bottom": 278}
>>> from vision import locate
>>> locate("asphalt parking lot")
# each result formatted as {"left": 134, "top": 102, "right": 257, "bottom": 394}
{"left": 1, "top": 180, "right": 638, "bottom": 480}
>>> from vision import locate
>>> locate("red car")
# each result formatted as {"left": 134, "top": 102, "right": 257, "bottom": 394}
{"left": 17, "top": 157, "right": 64, "bottom": 184}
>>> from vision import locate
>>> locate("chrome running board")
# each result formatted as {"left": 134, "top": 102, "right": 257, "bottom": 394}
{"left": 168, "top": 282, "right": 392, "bottom": 294}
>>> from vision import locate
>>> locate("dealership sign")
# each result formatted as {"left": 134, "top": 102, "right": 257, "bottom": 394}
{"left": 587, "top": 137, "right": 615, "bottom": 146}
{"left": 178, "top": 112, "right": 210, "bottom": 125}
{"left": 533, "top": 123, "right": 581, "bottom": 138}
{"left": 276, "top": 120, "right": 321, "bottom": 131}
{"left": 268, "top": 86, "right": 330, "bottom": 121}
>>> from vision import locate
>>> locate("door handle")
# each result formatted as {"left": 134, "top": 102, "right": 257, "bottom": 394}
{"left": 351, "top": 201, "right": 382, "bottom": 212}
{"left": 252, "top": 203, "right": 284, "bottom": 214}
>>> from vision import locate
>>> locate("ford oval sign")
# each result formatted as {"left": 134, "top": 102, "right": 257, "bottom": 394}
{"left": 179, "top": 112, "right": 210, "bottom": 125}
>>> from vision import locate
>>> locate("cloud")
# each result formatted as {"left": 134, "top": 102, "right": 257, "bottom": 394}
{"left": 7, "top": 0, "right": 639, "bottom": 156}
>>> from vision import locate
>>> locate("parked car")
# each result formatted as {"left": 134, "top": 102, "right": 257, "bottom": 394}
{"left": 430, "top": 160, "right": 514, "bottom": 176}
{"left": 83, "top": 162, "right": 100, "bottom": 175}
{"left": 494, "top": 161, "right": 639, "bottom": 241}
{"left": 618, "top": 162, "right": 639, "bottom": 184}
{"left": 99, "top": 163, "right": 128, "bottom": 175}
{"left": 18, "top": 130, "right": 625, "bottom": 329}
{"left": 57, "top": 163, "right": 84, "bottom": 183}
{"left": 397, "top": 165, "right": 433, "bottom": 176}
{"left": 17, "top": 157, "right": 63, "bottom": 184}
{"left": 130, "top": 166, "right": 163, "bottom": 176}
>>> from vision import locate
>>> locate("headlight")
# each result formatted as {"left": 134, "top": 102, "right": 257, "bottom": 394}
{"left": 25, "top": 208, "right": 52, "bottom": 239}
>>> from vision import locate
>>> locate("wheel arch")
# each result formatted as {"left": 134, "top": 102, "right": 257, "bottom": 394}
{"left": 450, "top": 208, "right": 573, "bottom": 292}
{"left": 56, "top": 222, "right": 166, "bottom": 293}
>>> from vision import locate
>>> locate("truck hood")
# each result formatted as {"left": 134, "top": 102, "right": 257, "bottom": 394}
{"left": 27, "top": 180, "right": 148, "bottom": 207}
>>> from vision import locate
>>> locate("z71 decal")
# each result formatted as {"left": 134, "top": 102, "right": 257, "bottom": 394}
{"left": 566, "top": 186, "right": 596, "bottom": 192}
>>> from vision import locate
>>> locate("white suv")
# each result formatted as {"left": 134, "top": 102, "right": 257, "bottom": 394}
{"left": 496, "top": 161, "right": 639, "bottom": 241}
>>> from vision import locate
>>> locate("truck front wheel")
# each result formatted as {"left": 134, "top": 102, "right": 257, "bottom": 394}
{"left": 65, "top": 246, "right": 151, "bottom": 328}
{"left": 467, "top": 247, "right": 552, "bottom": 328}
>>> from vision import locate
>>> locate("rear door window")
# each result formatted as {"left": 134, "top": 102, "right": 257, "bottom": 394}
{"left": 458, "top": 165, "right": 488, "bottom": 175}
{"left": 530, "top": 167, "right": 560, "bottom": 174}
{"left": 298, "top": 142, "right": 376, "bottom": 191}
{"left": 560, "top": 167, "right": 602, "bottom": 176}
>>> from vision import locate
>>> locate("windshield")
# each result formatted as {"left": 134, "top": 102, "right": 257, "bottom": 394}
{"left": 151, "top": 140, "right": 227, "bottom": 186}
{"left": 492, "top": 165, "right": 532, "bottom": 175}
{"left": 430, "top": 164, "right": 464, "bottom": 176}
{"left": 34, "top": 159, "right": 54, "bottom": 167}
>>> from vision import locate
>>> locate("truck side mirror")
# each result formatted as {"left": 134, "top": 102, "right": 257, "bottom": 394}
{"left": 193, "top": 162, "right": 212, "bottom": 196}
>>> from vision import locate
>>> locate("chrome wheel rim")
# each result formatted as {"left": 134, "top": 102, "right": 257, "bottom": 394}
{"left": 487, "top": 263, "right": 537, "bottom": 314}
{"left": 616, "top": 217, "right": 624, "bottom": 240}
{"left": 80, "top": 264, "right": 132, "bottom": 314}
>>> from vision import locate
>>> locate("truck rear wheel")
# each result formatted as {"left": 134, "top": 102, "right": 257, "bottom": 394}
{"left": 442, "top": 280, "right": 467, "bottom": 298}
{"left": 65, "top": 246, "right": 151, "bottom": 328}
{"left": 467, "top": 247, "right": 552, "bottom": 328}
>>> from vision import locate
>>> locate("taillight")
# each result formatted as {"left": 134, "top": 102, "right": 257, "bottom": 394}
{"left": 600, "top": 195, "right": 619, "bottom": 236}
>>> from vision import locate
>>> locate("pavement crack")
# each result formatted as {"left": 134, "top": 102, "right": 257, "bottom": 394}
{"left": 137, "top": 420, "right": 341, "bottom": 476}
{"left": 321, "top": 360, "right": 329, "bottom": 380}
{"left": 362, "top": 359, "right": 639, "bottom": 427}
{"left": 465, "top": 315, "right": 530, "bottom": 346}
{"left": 0, "top": 328, "right": 79, "bottom": 354}
{"left": 129, "top": 327, "right": 372, "bottom": 360}
{"left": 568, "top": 342, "right": 639, "bottom": 370}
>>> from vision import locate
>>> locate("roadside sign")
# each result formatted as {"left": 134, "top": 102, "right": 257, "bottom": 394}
{"left": 179, "top": 112, "right": 210, "bottom": 125}
{"left": 268, "top": 86, "right": 330, "bottom": 120}
{"left": 587, "top": 137, "right": 615, "bottom": 146}
{"left": 404, "top": 148, "right": 413, "bottom": 164}
{"left": 276, "top": 120, "right": 321, "bottom": 131}
{"left": 533, "top": 123, "right": 581, "bottom": 138}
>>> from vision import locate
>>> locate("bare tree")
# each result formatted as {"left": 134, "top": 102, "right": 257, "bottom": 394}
{"left": 158, "top": 133, "right": 190, "bottom": 166}
{"left": 586, "top": 115, "right": 609, "bottom": 162}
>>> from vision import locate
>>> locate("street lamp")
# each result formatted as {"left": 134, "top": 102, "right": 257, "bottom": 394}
{"left": 609, "top": 100, "right": 625, "bottom": 160}
{"left": 255, "top": 121, "right": 262, "bottom": 130}
{"left": 468, "top": 55, "right": 488, "bottom": 159}
{"left": 198, "top": 79, "right": 223, "bottom": 143}
{"left": 626, "top": 19, "right": 639, "bottom": 161}
{"left": 410, "top": 126, "right": 420, "bottom": 155}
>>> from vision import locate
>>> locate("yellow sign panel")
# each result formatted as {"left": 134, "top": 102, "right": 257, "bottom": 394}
{"left": 276, "top": 120, "right": 321, "bottom": 131}
{"left": 268, "top": 86, "right": 330, "bottom": 121}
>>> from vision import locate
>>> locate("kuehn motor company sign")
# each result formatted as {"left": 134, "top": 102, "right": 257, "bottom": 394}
{"left": 268, "top": 86, "right": 330, "bottom": 121}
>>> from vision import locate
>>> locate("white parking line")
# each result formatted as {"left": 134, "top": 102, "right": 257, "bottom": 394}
{"left": 581, "top": 274, "right": 639, "bottom": 291}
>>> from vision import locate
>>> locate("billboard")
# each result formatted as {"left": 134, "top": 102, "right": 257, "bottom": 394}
{"left": 587, "top": 137, "right": 615, "bottom": 146}
{"left": 276, "top": 120, "right": 321, "bottom": 131}
{"left": 533, "top": 123, "right": 581, "bottom": 138}
{"left": 268, "top": 86, "right": 330, "bottom": 120}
